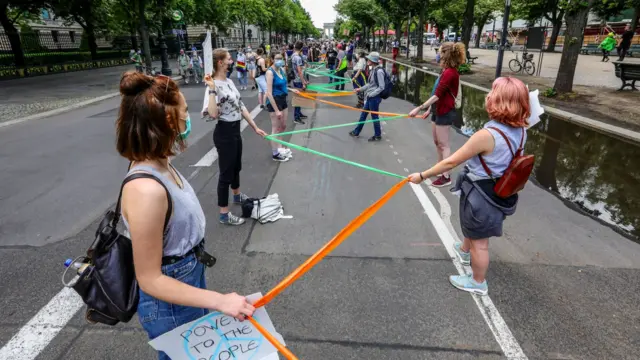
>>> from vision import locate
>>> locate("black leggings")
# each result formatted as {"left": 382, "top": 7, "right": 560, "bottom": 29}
{"left": 213, "top": 121, "right": 242, "bottom": 207}
{"left": 335, "top": 68, "right": 347, "bottom": 90}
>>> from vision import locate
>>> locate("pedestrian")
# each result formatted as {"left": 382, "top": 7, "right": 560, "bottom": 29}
{"left": 599, "top": 33, "right": 616, "bottom": 62}
{"left": 285, "top": 44, "right": 294, "bottom": 63}
{"left": 408, "top": 77, "right": 530, "bottom": 296}
{"left": 617, "top": 24, "right": 635, "bottom": 61}
{"left": 177, "top": 49, "right": 189, "bottom": 78}
{"left": 334, "top": 44, "right": 348, "bottom": 91}
{"left": 408, "top": 42, "right": 465, "bottom": 187}
{"left": 116, "top": 71, "right": 256, "bottom": 360}
{"left": 246, "top": 47, "right": 257, "bottom": 90}
{"left": 131, "top": 49, "right": 143, "bottom": 73}
{"left": 392, "top": 39, "right": 400, "bottom": 60}
{"left": 346, "top": 40, "right": 354, "bottom": 67}
{"left": 190, "top": 50, "right": 203, "bottom": 81}
{"left": 265, "top": 43, "right": 271, "bottom": 54}
{"left": 265, "top": 51, "right": 293, "bottom": 162}
{"left": 291, "top": 41, "right": 308, "bottom": 125}
{"left": 325, "top": 44, "right": 338, "bottom": 84}
{"left": 255, "top": 48, "right": 268, "bottom": 109}
{"left": 348, "top": 51, "right": 386, "bottom": 142}
{"left": 202, "top": 49, "right": 268, "bottom": 225}
{"left": 235, "top": 50, "right": 248, "bottom": 90}
{"left": 351, "top": 51, "right": 368, "bottom": 108}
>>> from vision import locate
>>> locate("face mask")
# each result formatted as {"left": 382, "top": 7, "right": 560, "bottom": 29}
{"left": 275, "top": 60, "right": 285, "bottom": 68}
{"left": 179, "top": 114, "right": 191, "bottom": 140}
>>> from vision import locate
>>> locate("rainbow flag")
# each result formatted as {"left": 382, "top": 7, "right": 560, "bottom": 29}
{"left": 236, "top": 60, "right": 246, "bottom": 72}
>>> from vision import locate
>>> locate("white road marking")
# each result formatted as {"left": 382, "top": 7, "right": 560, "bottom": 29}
{"left": 0, "top": 287, "right": 83, "bottom": 360}
{"left": 404, "top": 168, "right": 409, "bottom": 173}
{"left": 190, "top": 105, "right": 261, "bottom": 168}
{"left": 393, "top": 151, "right": 398, "bottom": 155}
{"left": 397, "top": 158, "right": 403, "bottom": 164}
{"left": 389, "top": 145, "right": 394, "bottom": 149}
{"left": 0, "top": 104, "right": 264, "bottom": 360}
{"left": 409, "top": 183, "right": 528, "bottom": 359}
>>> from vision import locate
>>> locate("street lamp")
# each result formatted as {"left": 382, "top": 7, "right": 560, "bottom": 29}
{"left": 495, "top": 0, "right": 511, "bottom": 78}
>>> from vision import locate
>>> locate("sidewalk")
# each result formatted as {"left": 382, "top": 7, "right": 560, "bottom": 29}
{"left": 0, "top": 62, "right": 179, "bottom": 123}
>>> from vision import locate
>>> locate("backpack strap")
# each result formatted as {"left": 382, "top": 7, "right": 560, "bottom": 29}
{"left": 112, "top": 172, "right": 173, "bottom": 232}
{"left": 477, "top": 127, "right": 518, "bottom": 179}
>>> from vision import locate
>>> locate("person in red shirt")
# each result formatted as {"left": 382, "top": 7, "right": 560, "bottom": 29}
{"left": 409, "top": 42, "right": 466, "bottom": 187}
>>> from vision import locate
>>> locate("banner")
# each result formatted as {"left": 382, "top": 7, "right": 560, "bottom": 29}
{"left": 204, "top": 30, "right": 213, "bottom": 76}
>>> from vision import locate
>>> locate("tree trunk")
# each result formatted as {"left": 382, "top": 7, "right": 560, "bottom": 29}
{"left": 85, "top": 23, "right": 98, "bottom": 60}
{"left": 461, "top": 0, "right": 475, "bottom": 50}
{"left": 417, "top": 9, "right": 425, "bottom": 59}
{"left": 130, "top": 29, "right": 138, "bottom": 50}
{"left": 137, "top": 0, "right": 153, "bottom": 69}
{"left": 0, "top": 7, "right": 25, "bottom": 67}
{"left": 631, "top": 4, "right": 639, "bottom": 34}
{"left": 372, "top": 27, "right": 376, "bottom": 51}
{"left": 554, "top": 4, "right": 592, "bottom": 93}
{"left": 394, "top": 21, "right": 402, "bottom": 43}
{"left": 475, "top": 16, "right": 489, "bottom": 48}
{"left": 383, "top": 23, "right": 388, "bottom": 53}
{"left": 545, "top": 11, "right": 564, "bottom": 52}
{"left": 241, "top": 21, "right": 246, "bottom": 47}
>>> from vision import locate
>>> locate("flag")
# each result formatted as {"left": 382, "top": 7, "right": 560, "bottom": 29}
{"left": 203, "top": 31, "right": 213, "bottom": 76}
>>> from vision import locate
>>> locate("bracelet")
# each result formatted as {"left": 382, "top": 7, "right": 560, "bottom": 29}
{"left": 419, "top": 172, "right": 425, "bottom": 180}
{"left": 208, "top": 90, "right": 217, "bottom": 95}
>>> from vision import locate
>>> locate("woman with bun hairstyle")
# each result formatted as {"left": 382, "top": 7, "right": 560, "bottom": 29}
{"left": 408, "top": 77, "right": 530, "bottom": 296}
{"left": 409, "top": 42, "right": 466, "bottom": 187}
{"left": 202, "top": 49, "right": 267, "bottom": 225}
{"left": 116, "top": 72, "right": 256, "bottom": 360}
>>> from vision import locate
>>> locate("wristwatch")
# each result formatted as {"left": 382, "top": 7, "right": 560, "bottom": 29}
{"left": 208, "top": 89, "right": 217, "bottom": 96}
{"left": 419, "top": 172, "right": 425, "bottom": 180}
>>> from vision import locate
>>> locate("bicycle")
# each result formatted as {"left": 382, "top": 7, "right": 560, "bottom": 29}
{"left": 509, "top": 51, "right": 536, "bottom": 75}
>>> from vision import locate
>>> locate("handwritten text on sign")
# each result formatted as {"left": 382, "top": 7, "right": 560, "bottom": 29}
{"left": 149, "top": 293, "right": 284, "bottom": 360}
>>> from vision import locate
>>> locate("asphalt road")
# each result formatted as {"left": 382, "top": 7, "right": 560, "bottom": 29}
{"left": 0, "top": 69, "right": 638, "bottom": 360}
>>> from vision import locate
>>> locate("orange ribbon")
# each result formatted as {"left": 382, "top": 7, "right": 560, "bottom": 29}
{"left": 295, "top": 90, "right": 405, "bottom": 117}
{"left": 247, "top": 316, "right": 299, "bottom": 360}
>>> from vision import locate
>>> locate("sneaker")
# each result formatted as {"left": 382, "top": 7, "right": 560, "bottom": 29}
{"left": 453, "top": 242, "right": 470, "bottom": 265}
{"left": 299, "top": 114, "right": 308, "bottom": 119}
{"left": 278, "top": 148, "right": 293, "bottom": 158}
{"left": 219, "top": 212, "right": 245, "bottom": 226}
{"left": 431, "top": 175, "right": 452, "bottom": 187}
{"left": 233, "top": 192, "right": 250, "bottom": 205}
{"left": 349, "top": 130, "right": 359, "bottom": 137}
{"left": 272, "top": 153, "right": 290, "bottom": 162}
{"left": 449, "top": 274, "right": 488, "bottom": 295}
{"left": 368, "top": 136, "right": 382, "bottom": 142}
{"left": 294, "top": 118, "right": 306, "bottom": 125}
{"left": 252, "top": 86, "right": 256, "bottom": 90}
{"left": 260, "top": 104, "right": 265, "bottom": 109}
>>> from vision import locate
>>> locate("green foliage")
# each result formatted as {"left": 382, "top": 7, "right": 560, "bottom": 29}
{"left": 543, "top": 87, "right": 557, "bottom": 97}
{"left": 457, "top": 63, "right": 471, "bottom": 73}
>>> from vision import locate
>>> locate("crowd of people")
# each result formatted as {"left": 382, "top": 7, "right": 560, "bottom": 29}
{"left": 114, "top": 36, "right": 536, "bottom": 359}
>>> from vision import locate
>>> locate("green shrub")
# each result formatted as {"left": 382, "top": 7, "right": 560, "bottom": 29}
{"left": 457, "top": 63, "right": 471, "bottom": 74}
{"left": 542, "top": 87, "right": 557, "bottom": 98}
{"left": 0, "top": 50, "right": 127, "bottom": 67}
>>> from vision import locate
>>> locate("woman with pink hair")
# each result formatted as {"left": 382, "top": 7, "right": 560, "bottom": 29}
{"left": 408, "top": 77, "right": 530, "bottom": 295}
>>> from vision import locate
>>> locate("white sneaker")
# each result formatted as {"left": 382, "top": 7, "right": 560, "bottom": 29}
{"left": 278, "top": 148, "right": 293, "bottom": 158}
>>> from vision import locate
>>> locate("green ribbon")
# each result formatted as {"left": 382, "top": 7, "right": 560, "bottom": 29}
{"left": 271, "top": 115, "right": 407, "bottom": 137}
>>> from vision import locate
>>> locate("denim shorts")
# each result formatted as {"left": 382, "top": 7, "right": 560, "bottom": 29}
{"left": 431, "top": 104, "right": 456, "bottom": 126}
{"left": 138, "top": 253, "right": 208, "bottom": 360}
{"left": 458, "top": 177, "right": 506, "bottom": 239}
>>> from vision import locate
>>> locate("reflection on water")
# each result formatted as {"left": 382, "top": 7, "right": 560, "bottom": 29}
{"left": 387, "top": 62, "right": 640, "bottom": 241}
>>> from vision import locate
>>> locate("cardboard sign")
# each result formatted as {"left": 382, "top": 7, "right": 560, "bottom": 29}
{"left": 149, "top": 293, "right": 284, "bottom": 360}
{"left": 204, "top": 31, "right": 213, "bottom": 77}
{"left": 527, "top": 89, "right": 544, "bottom": 129}
{"left": 292, "top": 92, "right": 317, "bottom": 109}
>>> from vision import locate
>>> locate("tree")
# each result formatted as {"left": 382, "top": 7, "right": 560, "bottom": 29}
{"left": 461, "top": 0, "right": 475, "bottom": 50}
{"left": 228, "top": 0, "right": 267, "bottom": 46}
{"left": 517, "top": 0, "right": 565, "bottom": 52}
{"left": 50, "top": 0, "right": 110, "bottom": 60}
{"left": 0, "top": 0, "right": 48, "bottom": 67}
{"left": 335, "top": 0, "right": 381, "bottom": 45}
{"left": 553, "top": 0, "right": 597, "bottom": 94}
{"left": 473, "top": 0, "right": 500, "bottom": 48}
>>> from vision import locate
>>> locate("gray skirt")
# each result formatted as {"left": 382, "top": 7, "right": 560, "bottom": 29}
{"left": 458, "top": 176, "right": 507, "bottom": 240}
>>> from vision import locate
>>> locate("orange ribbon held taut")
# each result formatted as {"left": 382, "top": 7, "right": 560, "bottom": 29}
{"left": 296, "top": 91, "right": 404, "bottom": 117}
{"left": 247, "top": 316, "right": 299, "bottom": 360}
{"left": 253, "top": 178, "right": 408, "bottom": 309}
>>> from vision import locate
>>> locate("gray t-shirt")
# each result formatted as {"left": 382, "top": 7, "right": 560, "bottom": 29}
{"left": 292, "top": 52, "right": 304, "bottom": 84}
{"left": 201, "top": 79, "right": 246, "bottom": 122}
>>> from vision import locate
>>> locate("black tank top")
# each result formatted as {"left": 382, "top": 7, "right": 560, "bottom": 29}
{"left": 256, "top": 57, "right": 266, "bottom": 77}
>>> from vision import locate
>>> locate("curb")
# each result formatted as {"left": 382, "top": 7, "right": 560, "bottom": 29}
{"left": 379, "top": 55, "right": 640, "bottom": 144}
{"left": 0, "top": 75, "right": 182, "bottom": 131}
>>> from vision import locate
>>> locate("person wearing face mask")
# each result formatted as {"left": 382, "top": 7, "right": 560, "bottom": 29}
{"left": 177, "top": 49, "right": 189, "bottom": 78}
{"left": 265, "top": 51, "right": 293, "bottom": 162}
{"left": 246, "top": 47, "right": 257, "bottom": 90}
{"left": 202, "top": 49, "right": 268, "bottom": 225}
{"left": 235, "top": 50, "right": 248, "bottom": 90}
{"left": 190, "top": 50, "right": 203, "bottom": 81}
{"left": 349, "top": 52, "right": 386, "bottom": 142}
{"left": 116, "top": 72, "right": 256, "bottom": 360}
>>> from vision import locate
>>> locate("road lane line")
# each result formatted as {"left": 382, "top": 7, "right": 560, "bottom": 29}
{"left": 0, "top": 104, "right": 264, "bottom": 358}
{"left": 409, "top": 183, "right": 527, "bottom": 359}
{"left": 0, "top": 287, "right": 83, "bottom": 360}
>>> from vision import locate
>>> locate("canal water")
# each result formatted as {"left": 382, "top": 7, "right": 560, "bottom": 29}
{"left": 384, "top": 61, "right": 640, "bottom": 242}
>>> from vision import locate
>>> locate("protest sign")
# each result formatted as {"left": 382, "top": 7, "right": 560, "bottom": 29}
{"left": 527, "top": 89, "right": 544, "bottom": 129}
{"left": 149, "top": 293, "right": 284, "bottom": 360}
{"left": 204, "top": 31, "right": 213, "bottom": 77}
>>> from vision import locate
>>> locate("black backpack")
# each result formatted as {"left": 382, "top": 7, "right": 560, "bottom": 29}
{"left": 373, "top": 67, "right": 394, "bottom": 99}
{"left": 287, "top": 53, "right": 298, "bottom": 82}
{"left": 64, "top": 172, "right": 171, "bottom": 325}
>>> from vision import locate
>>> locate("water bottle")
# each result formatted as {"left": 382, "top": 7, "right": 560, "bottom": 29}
{"left": 64, "top": 258, "right": 90, "bottom": 274}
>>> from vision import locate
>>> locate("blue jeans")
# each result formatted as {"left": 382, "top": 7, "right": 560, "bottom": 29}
{"left": 328, "top": 64, "right": 335, "bottom": 83}
{"left": 293, "top": 81, "right": 303, "bottom": 119}
{"left": 138, "top": 253, "right": 208, "bottom": 360}
{"left": 353, "top": 96, "right": 382, "bottom": 137}
{"left": 237, "top": 70, "right": 248, "bottom": 87}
